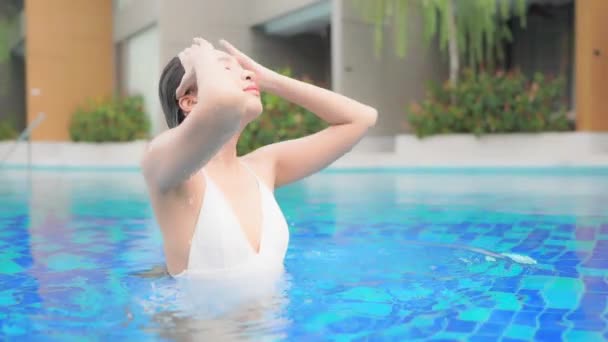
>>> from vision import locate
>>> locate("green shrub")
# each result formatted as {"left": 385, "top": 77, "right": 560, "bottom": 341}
{"left": 407, "top": 69, "right": 571, "bottom": 138}
{"left": 237, "top": 68, "right": 327, "bottom": 155}
{"left": 70, "top": 95, "right": 150, "bottom": 142}
{"left": 0, "top": 120, "right": 17, "bottom": 140}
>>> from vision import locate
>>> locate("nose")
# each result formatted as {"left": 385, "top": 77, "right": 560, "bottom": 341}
{"left": 242, "top": 69, "right": 256, "bottom": 83}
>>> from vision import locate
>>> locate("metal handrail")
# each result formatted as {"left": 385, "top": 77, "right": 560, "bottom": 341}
{"left": 0, "top": 112, "right": 46, "bottom": 168}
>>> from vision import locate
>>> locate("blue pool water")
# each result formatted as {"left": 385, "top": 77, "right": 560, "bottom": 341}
{"left": 0, "top": 168, "right": 607, "bottom": 341}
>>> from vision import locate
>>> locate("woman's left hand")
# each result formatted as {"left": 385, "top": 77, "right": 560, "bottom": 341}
{"left": 219, "top": 39, "right": 278, "bottom": 91}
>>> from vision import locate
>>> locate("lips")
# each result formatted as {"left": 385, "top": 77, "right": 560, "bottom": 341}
{"left": 243, "top": 85, "right": 260, "bottom": 94}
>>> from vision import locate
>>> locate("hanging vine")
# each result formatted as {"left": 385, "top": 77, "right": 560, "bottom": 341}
{"left": 352, "top": 0, "right": 528, "bottom": 85}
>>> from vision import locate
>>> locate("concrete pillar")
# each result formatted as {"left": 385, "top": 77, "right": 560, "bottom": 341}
{"left": 25, "top": 0, "right": 114, "bottom": 141}
{"left": 575, "top": 0, "right": 608, "bottom": 131}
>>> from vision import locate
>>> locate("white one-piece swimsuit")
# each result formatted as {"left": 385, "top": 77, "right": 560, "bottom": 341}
{"left": 173, "top": 162, "right": 290, "bottom": 279}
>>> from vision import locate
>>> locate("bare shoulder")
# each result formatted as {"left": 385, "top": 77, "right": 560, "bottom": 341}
{"left": 146, "top": 171, "right": 206, "bottom": 275}
{"left": 240, "top": 147, "right": 277, "bottom": 190}
{"left": 146, "top": 171, "right": 206, "bottom": 233}
{"left": 145, "top": 167, "right": 205, "bottom": 201}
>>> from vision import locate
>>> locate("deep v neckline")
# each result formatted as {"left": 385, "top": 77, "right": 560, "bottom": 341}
{"left": 202, "top": 163, "right": 265, "bottom": 255}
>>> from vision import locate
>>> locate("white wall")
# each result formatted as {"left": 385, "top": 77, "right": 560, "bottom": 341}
{"left": 336, "top": 1, "right": 448, "bottom": 137}
{"left": 157, "top": 0, "right": 331, "bottom": 97}
{"left": 121, "top": 25, "right": 163, "bottom": 134}
{"left": 112, "top": 0, "right": 159, "bottom": 43}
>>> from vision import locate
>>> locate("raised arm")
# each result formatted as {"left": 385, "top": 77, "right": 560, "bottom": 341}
{"left": 221, "top": 40, "right": 378, "bottom": 187}
{"left": 141, "top": 39, "right": 244, "bottom": 193}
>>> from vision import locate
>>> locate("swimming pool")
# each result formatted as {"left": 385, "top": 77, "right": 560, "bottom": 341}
{"left": 1, "top": 168, "right": 607, "bottom": 341}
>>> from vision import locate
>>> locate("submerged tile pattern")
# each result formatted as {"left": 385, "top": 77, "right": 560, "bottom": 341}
{"left": 0, "top": 170, "right": 607, "bottom": 340}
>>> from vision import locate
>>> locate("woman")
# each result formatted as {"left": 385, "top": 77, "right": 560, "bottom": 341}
{"left": 141, "top": 37, "right": 377, "bottom": 278}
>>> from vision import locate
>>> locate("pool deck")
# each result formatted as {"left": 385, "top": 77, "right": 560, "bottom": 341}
{"left": 1, "top": 132, "right": 608, "bottom": 170}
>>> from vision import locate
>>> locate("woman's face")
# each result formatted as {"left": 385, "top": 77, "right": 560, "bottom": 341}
{"left": 179, "top": 49, "right": 263, "bottom": 125}
{"left": 214, "top": 49, "right": 263, "bottom": 124}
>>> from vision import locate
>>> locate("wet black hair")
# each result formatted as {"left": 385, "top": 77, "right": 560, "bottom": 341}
{"left": 158, "top": 57, "right": 187, "bottom": 129}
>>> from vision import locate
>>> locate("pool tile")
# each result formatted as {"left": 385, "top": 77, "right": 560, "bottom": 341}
{"left": 559, "top": 251, "right": 588, "bottom": 260}
{"left": 491, "top": 292, "right": 523, "bottom": 311}
{"left": 512, "top": 311, "right": 538, "bottom": 326}
{"left": 548, "top": 236, "right": 569, "bottom": 243}
{"left": 528, "top": 268, "right": 555, "bottom": 277}
{"left": 472, "top": 236, "right": 502, "bottom": 247}
{"left": 564, "top": 240, "right": 595, "bottom": 251}
{"left": 445, "top": 319, "right": 477, "bottom": 333}
{"left": 475, "top": 322, "right": 506, "bottom": 336}
{"left": 591, "top": 247, "right": 608, "bottom": 257}
{"left": 1, "top": 322, "right": 27, "bottom": 336}
{"left": 0, "top": 291, "right": 17, "bottom": 306}
{"left": 595, "top": 240, "right": 608, "bottom": 250}
{"left": 534, "top": 329, "right": 564, "bottom": 341}
{"left": 511, "top": 230, "right": 550, "bottom": 252}
{"left": 494, "top": 223, "right": 513, "bottom": 230}
{"left": 458, "top": 307, "right": 492, "bottom": 322}
{"left": 538, "top": 312, "right": 568, "bottom": 330}
{"left": 566, "top": 309, "right": 601, "bottom": 321}
{"left": 520, "top": 276, "right": 554, "bottom": 290}
{"left": 564, "top": 329, "right": 602, "bottom": 342}
{"left": 581, "top": 258, "right": 608, "bottom": 269}
{"left": 541, "top": 250, "right": 562, "bottom": 259}
{"left": 457, "top": 233, "right": 477, "bottom": 242}
{"left": 571, "top": 319, "right": 606, "bottom": 331}
{"left": 0, "top": 259, "right": 24, "bottom": 275}
{"left": 579, "top": 268, "right": 608, "bottom": 277}
{"left": 518, "top": 289, "right": 544, "bottom": 308}
{"left": 46, "top": 253, "right": 97, "bottom": 272}
{"left": 579, "top": 293, "right": 607, "bottom": 313}
{"left": 487, "top": 310, "right": 515, "bottom": 323}
{"left": 406, "top": 317, "right": 449, "bottom": 340}
{"left": 554, "top": 259, "right": 581, "bottom": 267}
{"left": 544, "top": 308, "right": 570, "bottom": 314}
{"left": 5, "top": 174, "right": 608, "bottom": 339}
{"left": 338, "top": 287, "right": 393, "bottom": 304}
{"left": 503, "top": 324, "right": 537, "bottom": 340}
{"left": 327, "top": 316, "right": 374, "bottom": 334}
{"left": 468, "top": 336, "right": 499, "bottom": 342}
{"left": 490, "top": 278, "right": 521, "bottom": 292}
{"left": 557, "top": 224, "right": 575, "bottom": 232}
{"left": 575, "top": 227, "right": 596, "bottom": 241}
{"left": 540, "top": 278, "right": 584, "bottom": 310}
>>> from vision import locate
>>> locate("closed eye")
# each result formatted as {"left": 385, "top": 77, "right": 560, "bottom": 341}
{"left": 218, "top": 55, "right": 233, "bottom": 69}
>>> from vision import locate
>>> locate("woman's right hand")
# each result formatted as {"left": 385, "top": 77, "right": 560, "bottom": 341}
{"left": 176, "top": 38, "right": 249, "bottom": 111}
{"left": 175, "top": 38, "right": 213, "bottom": 99}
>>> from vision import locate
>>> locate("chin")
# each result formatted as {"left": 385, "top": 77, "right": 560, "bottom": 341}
{"left": 244, "top": 99, "right": 263, "bottom": 121}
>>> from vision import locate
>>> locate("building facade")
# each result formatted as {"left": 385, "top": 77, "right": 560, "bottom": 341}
{"left": 5, "top": 0, "right": 607, "bottom": 146}
{"left": 112, "top": 0, "right": 447, "bottom": 149}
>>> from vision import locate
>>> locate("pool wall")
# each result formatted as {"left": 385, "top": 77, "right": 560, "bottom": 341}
{"left": 1, "top": 132, "right": 608, "bottom": 169}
